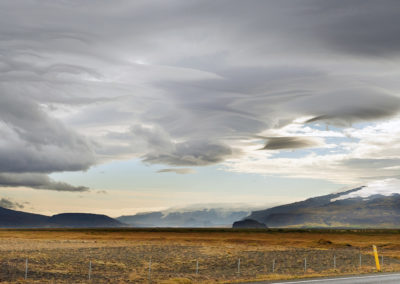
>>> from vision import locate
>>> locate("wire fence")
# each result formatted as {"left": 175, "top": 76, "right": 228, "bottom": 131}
{"left": 0, "top": 246, "right": 399, "bottom": 283}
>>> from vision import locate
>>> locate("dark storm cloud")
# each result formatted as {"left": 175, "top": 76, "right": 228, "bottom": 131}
{"left": 0, "top": 173, "right": 89, "bottom": 192}
{"left": 260, "top": 137, "right": 321, "bottom": 150}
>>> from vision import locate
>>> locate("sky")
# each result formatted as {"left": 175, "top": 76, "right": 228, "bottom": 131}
{"left": 1, "top": 0, "right": 400, "bottom": 217}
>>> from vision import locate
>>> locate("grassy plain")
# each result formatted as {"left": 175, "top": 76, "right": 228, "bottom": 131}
{"left": 0, "top": 228, "right": 399, "bottom": 283}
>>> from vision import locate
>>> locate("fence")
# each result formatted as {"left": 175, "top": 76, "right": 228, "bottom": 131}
{"left": 0, "top": 246, "right": 399, "bottom": 283}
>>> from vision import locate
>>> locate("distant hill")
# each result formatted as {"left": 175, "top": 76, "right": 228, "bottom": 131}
{"left": 0, "top": 207, "right": 123, "bottom": 228}
{"left": 118, "top": 208, "right": 250, "bottom": 227}
{"left": 232, "top": 219, "right": 267, "bottom": 228}
{"left": 49, "top": 213, "right": 122, "bottom": 228}
{"left": 0, "top": 206, "right": 49, "bottom": 228}
{"left": 245, "top": 187, "right": 400, "bottom": 228}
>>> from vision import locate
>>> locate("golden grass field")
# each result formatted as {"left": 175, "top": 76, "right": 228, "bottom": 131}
{"left": 0, "top": 228, "right": 399, "bottom": 283}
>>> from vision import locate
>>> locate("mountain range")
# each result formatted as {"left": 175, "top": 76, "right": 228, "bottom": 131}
{"left": 246, "top": 186, "right": 400, "bottom": 228}
{"left": 0, "top": 206, "right": 250, "bottom": 228}
{"left": 1, "top": 185, "right": 400, "bottom": 228}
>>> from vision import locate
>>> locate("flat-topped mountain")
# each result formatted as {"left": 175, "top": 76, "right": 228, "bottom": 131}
{"left": 49, "top": 213, "right": 122, "bottom": 228}
{"left": 232, "top": 219, "right": 267, "bottom": 228}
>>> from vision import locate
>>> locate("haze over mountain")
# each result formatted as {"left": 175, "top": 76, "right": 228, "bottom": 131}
{"left": 118, "top": 207, "right": 250, "bottom": 227}
{"left": 247, "top": 180, "right": 400, "bottom": 228}
{"left": 2, "top": 179, "right": 400, "bottom": 229}
{"left": 0, "top": 203, "right": 253, "bottom": 228}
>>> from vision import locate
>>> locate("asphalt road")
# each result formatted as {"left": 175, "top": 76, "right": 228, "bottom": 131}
{"left": 246, "top": 273, "right": 400, "bottom": 284}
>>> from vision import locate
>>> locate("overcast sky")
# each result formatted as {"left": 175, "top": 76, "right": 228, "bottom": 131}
{"left": 1, "top": 0, "right": 400, "bottom": 216}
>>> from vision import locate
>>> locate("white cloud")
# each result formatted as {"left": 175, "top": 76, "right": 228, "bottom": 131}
{"left": 225, "top": 117, "right": 400, "bottom": 184}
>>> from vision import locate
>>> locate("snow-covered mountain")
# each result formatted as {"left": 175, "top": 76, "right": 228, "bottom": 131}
{"left": 245, "top": 179, "right": 400, "bottom": 228}
{"left": 332, "top": 179, "right": 400, "bottom": 201}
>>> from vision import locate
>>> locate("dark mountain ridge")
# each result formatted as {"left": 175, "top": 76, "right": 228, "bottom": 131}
{"left": 0, "top": 207, "right": 123, "bottom": 228}
{"left": 49, "top": 213, "right": 122, "bottom": 228}
{"left": 232, "top": 219, "right": 267, "bottom": 228}
{"left": 0, "top": 206, "right": 49, "bottom": 228}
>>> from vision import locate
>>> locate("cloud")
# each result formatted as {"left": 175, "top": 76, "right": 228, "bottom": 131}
{"left": 302, "top": 89, "right": 400, "bottom": 126}
{"left": 0, "top": 173, "right": 89, "bottom": 192}
{"left": 225, "top": 117, "right": 400, "bottom": 184}
{"left": 157, "top": 168, "right": 196, "bottom": 175}
{"left": 127, "top": 125, "right": 237, "bottom": 166}
{"left": 1, "top": 0, "right": 400, "bottom": 190}
{"left": 303, "top": 1, "right": 400, "bottom": 56}
{"left": 0, "top": 198, "right": 25, "bottom": 210}
{"left": 0, "top": 95, "right": 95, "bottom": 173}
{"left": 0, "top": 92, "right": 93, "bottom": 191}
{"left": 260, "top": 137, "right": 322, "bottom": 150}
{"left": 144, "top": 140, "right": 234, "bottom": 166}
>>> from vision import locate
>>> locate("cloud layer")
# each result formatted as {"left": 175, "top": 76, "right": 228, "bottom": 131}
{"left": 0, "top": 198, "right": 25, "bottom": 210}
{"left": 1, "top": 0, "right": 400, "bottom": 189}
{"left": 0, "top": 173, "right": 89, "bottom": 192}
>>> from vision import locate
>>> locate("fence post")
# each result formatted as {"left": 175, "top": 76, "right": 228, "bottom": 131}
{"left": 359, "top": 251, "right": 362, "bottom": 268}
{"left": 88, "top": 260, "right": 92, "bottom": 280}
{"left": 381, "top": 255, "right": 384, "bottom": 267}
{"left": 333, "top": 254, "right": 336, "bottom": 270}
{"left": 196, "top": 260, "right": 199, "bottom": 275}
{"left": 304, "top": 258, "right": 307, "bottom": 273}
{"left": 272, "top": 259, "right": 275, "bottom": 273}
{"left": 237, "top": 258, "right": 240, "bottom": 275}
{"left": 24, "top": 258, "right": 28, "bottom": 280}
